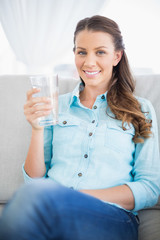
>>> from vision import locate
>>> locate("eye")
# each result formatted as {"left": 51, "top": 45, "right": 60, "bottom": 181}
{"left": 96, "top": 50, "right": 106, "bottom": 55}
{"left": 77, "top": 51, "right": 87, "bottom": 55}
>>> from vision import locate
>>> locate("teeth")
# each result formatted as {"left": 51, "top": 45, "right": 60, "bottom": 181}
{"left": 85, "top": 71, "right": 100, "bottom": 75}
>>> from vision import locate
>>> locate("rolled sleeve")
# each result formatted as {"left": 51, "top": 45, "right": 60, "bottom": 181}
{"left": 22, "top": 163, "right": 46, "bottom": 183}
{"left": 126, "top": 98, "right": 160, "bottom": 212}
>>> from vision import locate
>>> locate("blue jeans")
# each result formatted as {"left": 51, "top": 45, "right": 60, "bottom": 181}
{"left": 0, "top": 179, "right": 139, "bottom": 240}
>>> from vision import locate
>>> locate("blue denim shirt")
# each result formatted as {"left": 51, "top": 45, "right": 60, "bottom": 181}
{"left": 23, "top": 83, "right": 160, "bottom": 212}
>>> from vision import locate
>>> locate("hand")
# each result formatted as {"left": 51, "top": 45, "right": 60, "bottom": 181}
{"left": 24, "top": 88, "right": 53, "bottom": 130}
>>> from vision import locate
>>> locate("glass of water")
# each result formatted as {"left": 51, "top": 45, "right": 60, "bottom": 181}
{"left": 30, "top": 74, "right": 58, "bottom": 126}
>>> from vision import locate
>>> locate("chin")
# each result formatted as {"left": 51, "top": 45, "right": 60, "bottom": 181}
{"left": 84, "top": 81, "right": 101, "bottom": 87}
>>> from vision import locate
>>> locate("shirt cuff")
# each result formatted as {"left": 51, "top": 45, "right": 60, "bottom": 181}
{"left": 125, "top": 182, "right": 147, "bottom": 212}
{"left": 22, "top": 163, "right": 46, "bottom": 183}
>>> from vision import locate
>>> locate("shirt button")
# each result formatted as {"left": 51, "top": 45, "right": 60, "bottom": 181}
{"left": 93, "top": 105, "right": 97, "bottom": 109}
{"left": 78, "top": 173, "right": 82, "bottom": 177}
{"left": 92, "top": 120, "right": 95, "bottom": 123}
{"left": 89, "top": 132, "right": 93, "bottom": 136}
{"left": 63, "top": 121, "right": 67, "bottom": 125}
{"left": 101, "top": 95, "right": 105, "bottom": 99}
{"left": 84, "top": 154, "right": 88, "bottom": 158}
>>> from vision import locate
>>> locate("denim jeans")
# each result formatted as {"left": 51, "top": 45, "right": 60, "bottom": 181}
{"left": 0, "top": 179, "right": 139, "bottom": 240}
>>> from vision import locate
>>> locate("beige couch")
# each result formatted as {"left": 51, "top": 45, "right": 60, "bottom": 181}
{"left": 0, "top": 74, "right": 160, "bottom": 240}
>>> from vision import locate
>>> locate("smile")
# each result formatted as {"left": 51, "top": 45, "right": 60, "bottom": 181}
{"left": 84, "top": 70, "right": 101, "bottom": 76}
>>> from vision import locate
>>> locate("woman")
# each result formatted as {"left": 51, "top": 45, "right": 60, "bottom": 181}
{"left": 0, "top": 15, "right": 159, "bottom": 240}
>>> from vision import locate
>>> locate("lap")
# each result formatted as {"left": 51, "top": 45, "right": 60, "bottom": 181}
{"left": 0, "top": 179, "right": 139, "bottom": 240}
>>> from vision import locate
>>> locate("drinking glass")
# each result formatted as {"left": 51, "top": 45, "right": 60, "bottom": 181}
{"left": 30, "top": 74, "right": 58, "bottom": 126}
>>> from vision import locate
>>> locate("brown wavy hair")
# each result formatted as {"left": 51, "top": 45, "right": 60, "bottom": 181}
{"left": 73, "top": 15, "right": 152, "bottom": 143}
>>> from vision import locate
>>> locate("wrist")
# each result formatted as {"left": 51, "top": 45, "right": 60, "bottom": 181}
{"left": 32, "top": 126, "right": 44, "bottom": 134}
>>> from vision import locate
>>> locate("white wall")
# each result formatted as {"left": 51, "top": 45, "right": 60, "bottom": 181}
{"left": 100, "top": 0, "right": 160, "bottom": 75}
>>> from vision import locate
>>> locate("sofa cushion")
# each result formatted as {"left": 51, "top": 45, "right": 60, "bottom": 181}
{"left": 138, "top": 208, "right": 160, "bottom": 240}
{"left": 0, "top": 75, "right": 31, "bottom": 201}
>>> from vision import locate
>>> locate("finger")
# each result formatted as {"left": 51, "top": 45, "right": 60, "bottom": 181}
{"left": 26, "top": 88, "right": 41, "bottom": 101}
{"left": 25, "top": 97, "right": 52, "bottom": 109}
{"left": 30, "top": 110, "right": 52, "bottom": 122}
{"left": 25, "top": 108, "right": 52, "bottom": 123}
{"left": 24, "top": 103, "right": 53, "bottom": 115}
{"left": 33, "top": 104, "right": 53, "bottom": 113}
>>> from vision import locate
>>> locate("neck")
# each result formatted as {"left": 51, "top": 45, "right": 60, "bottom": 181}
{"left": 80, "top": 85, "right": 106, "bottom": 101}
{"left": 79, "top": 85, "right": 107, "bottom": 109}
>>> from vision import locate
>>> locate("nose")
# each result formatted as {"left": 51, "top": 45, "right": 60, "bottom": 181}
{"left": 84, "top": 53, "right": 96, "bottom": 68}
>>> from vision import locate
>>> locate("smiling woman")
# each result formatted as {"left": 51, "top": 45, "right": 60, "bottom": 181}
{"left": 0, "top": 15, "right": 159, "bottom": 240}
{"left": 74, "top": 30, "right": 122, "bottom": 109}
{"left": 74, "top": 31, "right": 122, "bottom": 90}
{"left": 73, "top": 16, "right": 152, "bottom": 143}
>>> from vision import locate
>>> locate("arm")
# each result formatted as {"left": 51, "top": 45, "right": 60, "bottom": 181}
{"left": 80, "top": 184, "right": 135, "bottom": 210}
{"left": 126, "top": 99, "right": 160, "bottom": 212}
{"left": 24, "top": 128, "right": 46, "bottom": 178}
{"left": 23, "top": 88, "right": 53, "bottom": 179}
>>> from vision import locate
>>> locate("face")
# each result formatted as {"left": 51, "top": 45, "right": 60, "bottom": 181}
{"left": 74, "top": 30, "right": 122, "bottom": 90}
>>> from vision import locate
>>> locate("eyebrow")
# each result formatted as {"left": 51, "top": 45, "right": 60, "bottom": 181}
{"left": 76, "top": 46, "right": 108, "bottom": 50}
{"left": 95, "top": 46, "right": 108, "bottom": 50}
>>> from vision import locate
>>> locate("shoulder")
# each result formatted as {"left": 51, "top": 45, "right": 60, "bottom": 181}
{"left": 135, "top": 96, "right": 156, "bottom": 122}
{"left": 58, "top": 92, "right": 72, "bottom": 112}
{"left": 59, "top": 92, "right": 72, "bottom": 101}
{"left": 58, "top": 82, "right": 81, "bottom": 111}
{"left": 136, "top": 96, "right": 154, "bottom": 113}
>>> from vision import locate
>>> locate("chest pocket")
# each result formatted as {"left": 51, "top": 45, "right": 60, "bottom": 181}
{"left": 105, "top": 120, "right": 135, "bottom": 153}
{"left": 53, "top": 114, "right": 83, "bottom": 144}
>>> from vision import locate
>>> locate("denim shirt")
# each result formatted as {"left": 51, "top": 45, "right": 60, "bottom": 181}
{"left": 23, "top": 83, "right": 160, "bottom": 212}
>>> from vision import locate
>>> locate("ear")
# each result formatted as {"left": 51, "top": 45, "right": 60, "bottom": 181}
{"left": 113, "top": 50, "right": 123, "bottom": 66}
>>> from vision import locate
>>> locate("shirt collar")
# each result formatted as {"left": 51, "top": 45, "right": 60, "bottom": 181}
{"left": 69, "top": 82, "right": 84, "bottom": 106}
{"left": 69, "top": 82, "right": 108, "bottom": 106}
